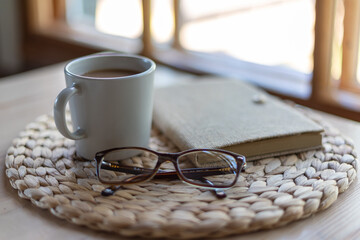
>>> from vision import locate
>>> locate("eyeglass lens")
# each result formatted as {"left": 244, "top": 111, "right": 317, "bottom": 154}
{"left": 177, "top": 151, "right": 238, "bottom": 188}
{"left": 99, "top": 149, "right": 158, "bottom": 184}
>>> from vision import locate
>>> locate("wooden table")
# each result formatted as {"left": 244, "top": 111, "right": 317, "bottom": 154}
{"left": 1, "top": 63, "right": 360, "bottom": 240}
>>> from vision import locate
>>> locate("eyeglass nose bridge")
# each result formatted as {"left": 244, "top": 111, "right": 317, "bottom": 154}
{"left": 152, "top": 153, "right": 181, "bottom": 173}
{"left": 157, "top": 152, "right": 179, "bottom": 162}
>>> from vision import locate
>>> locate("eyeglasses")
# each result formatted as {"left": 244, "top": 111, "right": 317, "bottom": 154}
{"left": 94, "top": 147, "right": 246, "bottom": 197}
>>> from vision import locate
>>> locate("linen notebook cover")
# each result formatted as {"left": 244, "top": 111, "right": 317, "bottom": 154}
{"left": 153, "top": 79, "right": 324, "bottom": 161}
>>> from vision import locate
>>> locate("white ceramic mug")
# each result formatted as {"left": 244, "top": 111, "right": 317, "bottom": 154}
{"left": 54, "top": 53, "right": 156, "bottom": 160}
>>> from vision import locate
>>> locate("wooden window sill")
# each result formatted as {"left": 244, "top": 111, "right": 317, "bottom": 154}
{"left": 29, "top": 21, "right": 142, "bottom": 54}
{"left": 24, "top": 23, "right": 360, "bottom": 121}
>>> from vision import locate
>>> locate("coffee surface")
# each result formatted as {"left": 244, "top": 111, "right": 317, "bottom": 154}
{"left": 82, "top": 69, "right": 141, "bottom": 78}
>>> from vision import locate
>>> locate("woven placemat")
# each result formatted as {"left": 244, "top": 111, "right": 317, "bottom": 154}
{"left": 4, "top": 108, "right": 358, "bottom": 239}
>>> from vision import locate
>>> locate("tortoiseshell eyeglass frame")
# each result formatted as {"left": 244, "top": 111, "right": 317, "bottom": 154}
{"left": 94, "top": 146, "right": 246, "bottom": 190}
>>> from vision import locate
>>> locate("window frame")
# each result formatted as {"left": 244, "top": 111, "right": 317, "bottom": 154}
{"left": 23, "top": 0, "right": 360, "bottom": 121}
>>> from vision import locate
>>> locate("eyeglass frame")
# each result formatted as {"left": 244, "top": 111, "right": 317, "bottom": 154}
{"left": 94, "top": 146, "right": 246, "bottom": 189}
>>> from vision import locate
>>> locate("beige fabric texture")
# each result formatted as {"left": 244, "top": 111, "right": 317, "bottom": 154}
{"left": 5, "top": 109, "right": 358, "bottom": 239}
{"left": 153, "top": 80, "right": 324, "bottom": 161}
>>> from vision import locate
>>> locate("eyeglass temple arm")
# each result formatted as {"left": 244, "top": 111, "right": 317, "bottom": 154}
{"left": 101, "top": 164, "right": 229, "bottom": 199}
{"left": 191, "top": 175, "right": 227, "bottom": 199}
{"left": 100, "top": 162, "right": 239, "bottom": 178}
{"left": 100, "top": 174, "right": 227, "bottom": 197}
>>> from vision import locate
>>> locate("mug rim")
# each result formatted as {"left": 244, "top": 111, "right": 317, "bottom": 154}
{"left": 64, "top": 53, "right": 156, "bottom": 81}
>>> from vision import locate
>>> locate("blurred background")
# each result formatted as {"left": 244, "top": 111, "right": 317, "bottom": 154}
{"left": 0, "top": 0, "right": 360, "bottom": 120}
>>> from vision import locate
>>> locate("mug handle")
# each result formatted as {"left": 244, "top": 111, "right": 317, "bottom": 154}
{"left": 53, "top": 84, "right": 86, "bottom": 140}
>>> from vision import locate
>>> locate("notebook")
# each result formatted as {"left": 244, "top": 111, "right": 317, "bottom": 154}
{"left": 153, "top": 78, "right": 323, "bottom": 161}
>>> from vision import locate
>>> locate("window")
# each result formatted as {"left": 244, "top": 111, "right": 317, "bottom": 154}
{"left": 167, "top": 0, "right": 315, "bottom": 98}
{"left": 24, "top": 0, "right": 360, "bottom": 120}
{"left": 178, "top": 0, "right": 314, "bottom": 74}
{"left": 66, "top": 0, "right": 143, "bottom": 40}
{"left": 315, "top": 0, "right": 360, "bottom": 112}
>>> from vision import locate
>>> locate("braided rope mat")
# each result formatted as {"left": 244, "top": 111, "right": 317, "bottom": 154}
{"left": 4, "top": 109, "right": 359, "bottom": 239}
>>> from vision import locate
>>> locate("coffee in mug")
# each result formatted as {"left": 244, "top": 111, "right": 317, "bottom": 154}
{"left": 53, "top": 53, "right": 156, "bottom": 160}
{"left": 82, "top": 69, "right": 141, "bottom": 78}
